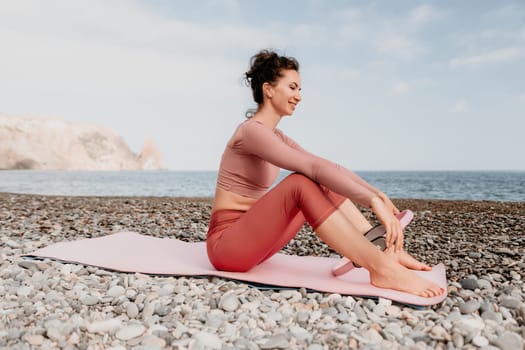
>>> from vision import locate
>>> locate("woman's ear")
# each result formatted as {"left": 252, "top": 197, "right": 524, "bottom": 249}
{"left": 262, "top": 82, "right": 273, "bottom": 99}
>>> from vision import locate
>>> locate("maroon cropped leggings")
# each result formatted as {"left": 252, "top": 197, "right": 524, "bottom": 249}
{"left": 206, "top": 173, "right": 346, "bottom": 272}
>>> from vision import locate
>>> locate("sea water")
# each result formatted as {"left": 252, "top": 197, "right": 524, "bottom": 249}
{"left": 0, "top": 170, "right": 523, "bottom": 202}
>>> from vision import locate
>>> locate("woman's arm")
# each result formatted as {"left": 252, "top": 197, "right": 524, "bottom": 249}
{"left": 277, "top": 130, "right": 381, "bottom": 194}
{"left": 278, "top": 129, "right": 399, "bottom": 214}
{"left": 240, "top": 121, "right": 378, "bottom": 208}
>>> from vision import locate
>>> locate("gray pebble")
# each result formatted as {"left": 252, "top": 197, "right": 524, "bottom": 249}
{"left": 289, "top": 326, "right": 312, "bottom": 342}
{"left": 477, "top": 279, "right": 492, "bottom": 290}
{"left": 307, "top": 345, "right": 324, "bottom": 350}
{"left": 384, "top": 323, "right": 403, "bottom": 341}
{"left": 455, "top": 317, "right": 485, "bottom": 333}
{"left": 480, "top": 302, "right": 494, "bottom": 313}
{"left": 80, "top": 295, "right": 99, "bottom": 306}
{"left": 126, "top": 303, "right": 139, "bottom": 318}
{"left": 142, "top": 300, "right": 156, "bottom": 319}
{"left": 141, "top": 334, "right": 166, "bottom": 348}
{"left": 494, "top": 247, "right": 517, "bottom": 256}
{"left": 499, "top": 306, "right": 514, "bottom": 320}
{"left": 363, "top": 329, "right": 383, "bottom": 344}
{"left": 107, "top": 285, "right": 125, "bottom": 298}
{"left": 460, "top": 278, "right": 479, "bottom": 290}
{"left": 353, "top": 304, "right": 368, "bottom": 322}
{"left": 205, "top": 316, "right": 223, "bottom": 329}
{"left": 115, "top": 324, "right": 145, "bottom": 340}
{"left": 296, "top": 311, "right": 309, "bottom": 324}
{"left": 17, "top": 286, "right": 32, "bottom": 297}
{"left": 155, "top": 304, "right": 171, "bottom": 317}
{"left": 87, "top": 318, "right": 122, "bottom": 333}
{"left": 267, "top": 311, "right": 283, "bottom": 322}
{"left": 459, "top": 300, "right": 481, "bottom": 314}
{"left": 430, "top": 325, "right": 451, "bottom": 341}
{"left": 26, "top": 334, "right": 44, "bottom": 346}
{"left": 372, "top": 303, "right": 385, "bottom": 316}
{"left": 500, "top": 296, "right": 520, "bottom": 309}
{"left": 45, "top": 327, "right": 63, "bottom": 341}
{"left": 452, "top": 333, "right": 464, "bottom": 348}
{"left": 5, "top": 240, "right": 20, "bottom": 248}
{"left": 472, "top": 335, "right": 489, "bottom": 347}
{"left": 193, "top": 331, "right": 222, "bottom": 349}
{"left": 446, "top": 310, "right": 462, "bottom": 322}
{"left": 481, "top": 311, "right": 503, "bottom": 322}
{"left": 261, "top": 334, "right": 289, "bottom": 349}
{"left": 493, "top": 332, "right": 524, "bottom": 350}
{"left": 17, "top": 260, "right": 38, "bottom": 270}
{"left": 219, "top": 293, "right": 239, "bottom": 312}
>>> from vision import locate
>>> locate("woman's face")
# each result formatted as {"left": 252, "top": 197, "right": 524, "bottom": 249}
{"left": 265, "top": 69, "right": 302, "bottom": 116}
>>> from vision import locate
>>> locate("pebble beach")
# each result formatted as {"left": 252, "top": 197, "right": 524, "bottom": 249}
{"left": 0, "top": 193, "right": 524, "bottom": 349}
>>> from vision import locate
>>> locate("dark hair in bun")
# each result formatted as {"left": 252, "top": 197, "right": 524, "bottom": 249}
{"left": 244, "top": 50, "right": 300, "bottom": 107}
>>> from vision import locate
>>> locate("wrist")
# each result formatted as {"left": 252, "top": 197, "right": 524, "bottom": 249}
{"left": 370, "top": 196, "right": 383, "bottom": 209}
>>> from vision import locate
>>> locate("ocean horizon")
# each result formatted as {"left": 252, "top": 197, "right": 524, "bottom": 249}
{"left": 0, "top": 170, "right": 523, "bottom": 202}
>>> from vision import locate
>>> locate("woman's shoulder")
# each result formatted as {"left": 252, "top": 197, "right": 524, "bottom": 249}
{"left": 234, "top": 119, "right": 290, "bottom": 147}
{"left": 228, "top": 119, "right": 259, "bottom": 145}
{"left": 237, "top": 118, "right": 269, "bottom": 136}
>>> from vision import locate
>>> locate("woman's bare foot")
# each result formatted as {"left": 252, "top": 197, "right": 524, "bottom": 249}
{"left": 384, "top": 247, "right": 431, "bottom": 271}
{"left": 369, "top": 255, "right": 444, "bottom": 297}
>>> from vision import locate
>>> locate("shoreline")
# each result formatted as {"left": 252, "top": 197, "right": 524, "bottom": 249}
{"left": 2, "top": 191, "right": 524, "bottom": 203}
{"left": 1, "top": 192, "right": 523, "bottom": 348}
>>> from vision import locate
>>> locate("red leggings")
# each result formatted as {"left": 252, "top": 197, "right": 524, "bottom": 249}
{"left": 206, "top": 173, "right": 346, "bottom": 272}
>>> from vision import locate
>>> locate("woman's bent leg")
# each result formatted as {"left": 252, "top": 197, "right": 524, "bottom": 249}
{"left": 207, "top": 173, "right": 345, "bottom": 272}
{"left": 314, "top": 211, "right": 443, "bottom": 297}
{"left": 335, "top": 198, "right": 431, "bottom": 271}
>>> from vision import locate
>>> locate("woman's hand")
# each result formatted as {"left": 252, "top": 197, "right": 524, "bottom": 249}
{"left": 370, "top": 196, "right": 404, "bottom": 252}
{"left": 377, "top": 192, "right": 399, "bottom": 215}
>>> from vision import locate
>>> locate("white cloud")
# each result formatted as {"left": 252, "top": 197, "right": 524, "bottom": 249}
{"left": 391, "top": 81, "right": 409, "bottom": 96}
{"left": 338, "top": 7, "right": 362, "bottom": 21}
{"left": 0, "top": 27, "right": 243, "bottom": 94}
{"left": 0, "top": 0, "right": 281, "bottom": 54}
{"left": 486, "top": 3, "right": 525, "bottom": 20}
{"left": 449, "top": 47, "right": 524, "bottom": 68}
{"left": 375, "top": 33, "right": 425, "bottom": 60}
{"left": 0, "top": 0, "right": 295, "bottom": 95}
{"left": 519, "top": 93, "right": 525, "bottom": 101}
{"left": 335, "top": 4, "right": 428, "bottom": 60}
{"left": 452, "top": 100, "right": 469, "bottom": 113}
{"left": 205, "top": 0, "right": 240, "bottom": 16}
{"left": 409, "top": 5, "right": 442, "bottom": 24}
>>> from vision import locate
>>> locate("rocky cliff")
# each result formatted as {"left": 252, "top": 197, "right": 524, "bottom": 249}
{"left": 0, "top": 114, "right": 163, "bottom": 171}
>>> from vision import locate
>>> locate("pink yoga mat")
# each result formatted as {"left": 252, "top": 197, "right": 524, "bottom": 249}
{"left": 26, "top": 232, "right": 448, "bottom": 306}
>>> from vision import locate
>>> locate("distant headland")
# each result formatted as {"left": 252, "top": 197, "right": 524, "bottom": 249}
{"left": 0, "top": 114, "right": 163, "bottom": 171}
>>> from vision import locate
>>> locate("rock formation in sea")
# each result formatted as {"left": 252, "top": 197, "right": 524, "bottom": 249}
{"left": 0, "top": 114, "right": 163, "bottom": 171}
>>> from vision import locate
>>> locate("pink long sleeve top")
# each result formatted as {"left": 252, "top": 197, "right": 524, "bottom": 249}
{"left": 216, "top": 119, "right": 379, "bottom": 207}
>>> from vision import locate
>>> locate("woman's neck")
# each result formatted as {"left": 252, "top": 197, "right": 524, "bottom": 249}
{"left": 251, "top": 105, "right": 282, "bottom": 130}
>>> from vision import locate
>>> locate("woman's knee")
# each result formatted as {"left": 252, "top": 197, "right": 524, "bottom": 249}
{"left": 283, "top": 172, "right": 319, "bottom": 190}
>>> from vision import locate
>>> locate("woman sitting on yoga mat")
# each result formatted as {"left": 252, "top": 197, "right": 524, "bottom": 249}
{"left": 206, "top": 49, "right": 444, "bottom": 298}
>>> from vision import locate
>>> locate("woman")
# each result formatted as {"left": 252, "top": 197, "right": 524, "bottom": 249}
{"left": 206, "top": 50, "right": 443, "bottom": 297}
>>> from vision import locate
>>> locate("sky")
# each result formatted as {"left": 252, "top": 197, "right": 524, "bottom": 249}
{"left": 1, "top": 0, "right": 524, "bottom": 171}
